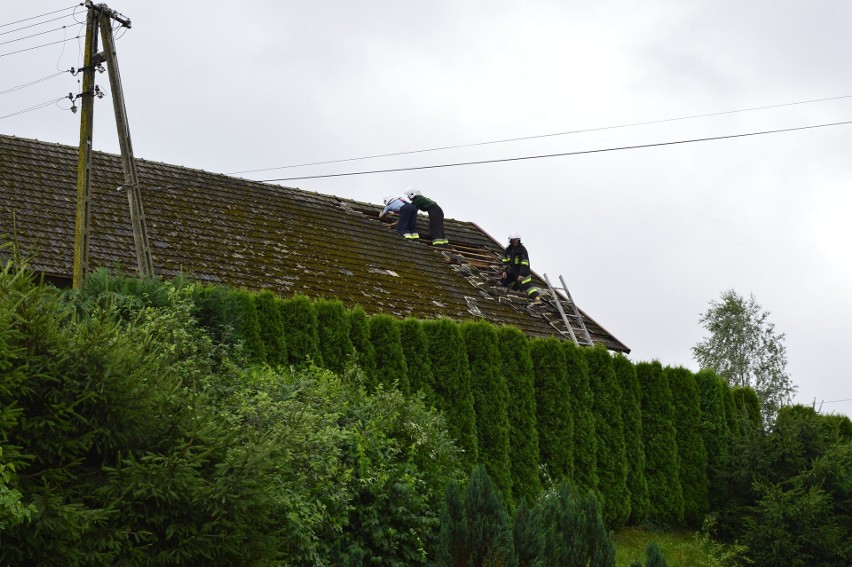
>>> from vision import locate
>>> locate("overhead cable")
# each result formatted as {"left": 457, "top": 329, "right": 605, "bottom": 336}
{"left": 258, "top": 119, "right": 852, "bottom": 182}
{"left": 0, "top": 4, "right": 80, "bottom": 28}
{"left": 229, "top": 94, "right": 852, "bottom": 175}
{"left": 0, "top": 13, "right": 76, "bottom": 36}
{"left": 0, "top": 96, "right": 67, "bottom": 120}
{"left": 0, "top": 25, "right": 72, "bottom": 47}
{"left": 0, "top": 35, "right": 82, "bottom": 58}
{"left": 0, "top": 70, "right": 68, "bottom": 95}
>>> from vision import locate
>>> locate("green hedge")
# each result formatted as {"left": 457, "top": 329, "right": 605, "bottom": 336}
{"left": 368, "top": 313, "right": 409, "bottom": 394}
{"left": 254, "top": 290, "right": 287, "bottom": 366}
{"left": 585, "top": 345, "right": 630, "bottom": 528}
{"left": 347, "top": 307, "right": 377, "bottom": 389}
{"left": 460, "top": 321, "right": 513, "bottom": 506}
{"left": 665, "top": 366, "right": 709, "bottom": 529}
{"left": 565, "top": 341, "right": 598, "bottom": 494}
{"left": 315, "top": 298, "right": 353, "bottom": 374}
{"left": 496, "top": 325, "right": 542, "bottom": 506}
{"left": 694, "top": 368, "right": 731, "bottom": 513}
{"left": 422, "top": 318, "right": 479, "bottom": 468}
{"left": 636, "top": 361, "right": 684, "bottom": 527}
{"left": 613, "top": 354, "right": 650, "bottom": 525}
{"left": 530, "top": 337, "right": 573, "bottom": 483}
{"left": 279, "top": 294, "right": 322, "bottom": 367}
{"left": 399, "top": 318, "right": 434, "bottom": 400}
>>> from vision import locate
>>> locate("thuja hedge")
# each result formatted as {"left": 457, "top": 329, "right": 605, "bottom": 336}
{"left": 460, "top": 321, "right": 513, "bottom": 507}
{"left": 565, "top": 341, "right": 598, "bottom": 494}
{"left": 613, "top": 353, "right": 650, "bottom": 525}
{"left": 586, "top": 345, "right": 630, "bottom": 528}
{"left": 314, "top": 298, "right": 353, "bottom": 374}
{"left": 665, "top": 366, "right": 709, "bottom": 529}
{"left": 636, "top": 361, "right": 684, "bottom": 527}
{"left": 369, "top": 313, "right": 409, "bottom": 394}
{"left": 530, "top": 337, "right": 573, "bottom": 483}
{"left": 421, "top": 318, "right": 479, "bottom": 468}
{"left": 72, "top": 274, "right": 763, "bottom": 533}
{"left": 496, "top": 325, "right": 542, "bottom": 506}
{"left": 694, "top": 369, "right": 731, "bottom": 513}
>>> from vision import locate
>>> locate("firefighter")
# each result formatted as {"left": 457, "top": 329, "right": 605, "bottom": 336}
{"left": 379, "top": 194, "right": 419, "bottom": 239}
{"left": 501, "top": 233, "right": 542, "bottom": 305}
{"left": 405, "top": 188, "right": 448, "bottom": 247}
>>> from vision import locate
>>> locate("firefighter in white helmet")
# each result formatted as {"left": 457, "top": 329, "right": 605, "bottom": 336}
{"left": 379, "top": 194, "right": 419, "bottom": 239}
{"left": 500, "top": 233, "right": 542, "bottom": 305}
{"left": 405, "top": 187, "right": 448, "bottom": 247}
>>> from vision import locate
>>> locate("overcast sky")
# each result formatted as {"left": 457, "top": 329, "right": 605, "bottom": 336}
{"left": 3, "top": 1, "right": 850, "bottom": 418}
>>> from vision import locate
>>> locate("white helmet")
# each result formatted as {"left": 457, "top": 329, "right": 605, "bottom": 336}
{"left": 508, "top": 232, "right": 521, "bottom": 241}
{"left": 383, "top": 194, "right": 395, "bottom": 205}
{"left": 405, "top": 187, "right": 421, "bottom": 200}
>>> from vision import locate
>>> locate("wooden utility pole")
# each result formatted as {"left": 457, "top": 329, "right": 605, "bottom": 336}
{"left": 72, "top": 7, "right": 100, "bottom": 288}
{"left": 98, "top": 8, "right": 154, "bottom": 277}
{"left": 72, "top": 2, "right": 153, "bottom": 289}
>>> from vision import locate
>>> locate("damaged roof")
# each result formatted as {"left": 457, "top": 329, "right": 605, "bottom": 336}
{"left": 0, "top": 133, "right": 628, "bottom": 352}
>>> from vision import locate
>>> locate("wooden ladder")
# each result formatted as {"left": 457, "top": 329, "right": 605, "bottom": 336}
{"left": 542, "top": 273, "right": 593, "bottom": 346}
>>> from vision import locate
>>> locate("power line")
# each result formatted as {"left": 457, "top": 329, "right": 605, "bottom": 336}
{"left": 0, "top": 35, "right": 82, "bottom": 58}
{"left": 0, "top": 13, "right": 76, "bottom": 36}
{"left": 0, "top": 4, "right": 80, "bottom": 28}
{"left": 820, "top": 398, "right": 852, "bottom": 404}
{"left": 229, "top": 94, "right": 852, "bottom": 175}
{"left": 0, "top": 25, "right": 73, "bottom": 47}
{"left": 258, "top": 119, "right": 852, "bottom": 183}
{"left": 0, "top": 96, "right": 67, "bottom": 120}
{"left": 0, "top": 70, "right": 68, "bottom": 95}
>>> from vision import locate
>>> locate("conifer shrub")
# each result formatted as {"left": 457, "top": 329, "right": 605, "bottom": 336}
{"left": 694, "top": 368, "right": 731, "bottom": 513}
{"left": 314, "top": 298, "right": 352, "bottom": 374}
{"left": 368, "top": 313, "right": 409, "bottom": 394}
{"left": 636, "top": 361, "right": 684, "bottom": 527}
{"left": 665, "top": 366, "right": 709, "bottom": 529}
{"left": 399, "top": 317, "right": 434, "bottom": 399}
{"left": 254, "top": 289, "right": 287, "bottom": 366}
{"left": 585, "top": 345, "right": 630, "bottom": 528}
{"left": 464, "top": 466, "right": 516, "bottom": 567}
{"left": 496, "top": 325, "right": 542, "bottom": 506}
{"left": 347, "top": 307, "right": 377, "bottom": 389}
{"left": 564, "top": 341, "right": 598, "bottom": 493}
{"left": 529, "top": 337, "right": 573, "bottom": 482}
{"left": 613, "top": 354, "right": 650, "bottom": 525}
{"left": 422, "top": 318, "right": 479, "bottom": 468}
{"left": 279, "top": 294, "right": 322, "bottom": 367}
{"left": 460, "top": 321, "right": 513, "bottom": 506}
{"left": 535, "top": 481, "right": 616, "bottom": 567}
{"left": 435, "top": 478, "right": 467, "bottom": 566}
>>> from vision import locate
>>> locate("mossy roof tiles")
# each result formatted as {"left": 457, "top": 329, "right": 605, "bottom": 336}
{"left": 0, "top": 133, "right": 628, "bottom": 352}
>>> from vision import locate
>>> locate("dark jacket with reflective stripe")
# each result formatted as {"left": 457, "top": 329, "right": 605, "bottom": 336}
{"left": 410, "top": 195, "right": 436, "bottom": 211}
{"left": 502, "top": 243, "right": 531, "bottom": 277}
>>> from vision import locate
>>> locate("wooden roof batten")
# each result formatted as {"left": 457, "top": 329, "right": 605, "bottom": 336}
{"left": 0, "top": 133, "right": 629, "bottom": 353}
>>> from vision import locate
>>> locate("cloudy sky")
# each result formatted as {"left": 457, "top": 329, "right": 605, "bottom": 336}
{"left": 3, "top": 1, "right": 850, "bottom": 417}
